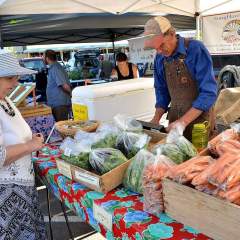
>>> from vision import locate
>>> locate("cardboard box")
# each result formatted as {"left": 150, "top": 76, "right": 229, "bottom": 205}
{"left": 162, "top": 178, "right": 240, "bottom": 240}
{"left": 56, "top": 130, "right": 166, "bottom": 193}
{"left": 56, "top": 158, "right": 131, "bottom": 193}
{"left": 144, "top": 129, "right": 166, "bottom": 150}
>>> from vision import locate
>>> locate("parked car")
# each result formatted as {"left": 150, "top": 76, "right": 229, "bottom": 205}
{"left": 211, "top": 54, "right": 240, "bottom": 91}
{"left": 19, "top": 57, "right": 48, "bottom": 102}
{"left": 73, "top": 50, "right": 101, "bottom": 79}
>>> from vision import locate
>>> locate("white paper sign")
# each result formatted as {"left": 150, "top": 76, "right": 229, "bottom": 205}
{"left": 56, "top": 160, "right": 72, "bottom": 179}
{"left": 128, "top": 37, "right": 156, "bottom": 64}
{"left": 202, "top": 12, "right": 240, "bottom": 54}
{"left": 64, "top": 147, "right": 72, "bottom": 157}
{"left": 75, "top": 170, "right": 100, "bottom": 188}
{"left": 93, "top": 202, "right": 113, "bottom": 231}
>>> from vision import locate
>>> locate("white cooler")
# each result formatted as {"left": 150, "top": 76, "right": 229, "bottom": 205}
{"left": 71, "top": 78, "right": 156, "bottom": 122}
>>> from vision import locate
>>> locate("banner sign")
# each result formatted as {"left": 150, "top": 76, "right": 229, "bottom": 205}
{"left": 202, "top": 11, "right": 240, "bottom": 54}
{"left": 128, "top": 37, "right": 156, "bottom": 64}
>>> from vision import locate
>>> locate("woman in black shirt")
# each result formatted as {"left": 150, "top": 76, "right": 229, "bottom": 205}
{"left": 111, "top": 52, "right": 139, "bottom": 80}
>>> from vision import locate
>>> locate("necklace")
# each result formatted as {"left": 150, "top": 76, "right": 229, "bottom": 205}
{"left": 0, "top": 98, "right": 15, "bottom": 117}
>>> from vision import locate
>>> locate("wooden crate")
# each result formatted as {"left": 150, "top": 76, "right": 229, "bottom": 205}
{"left": 162, "top": 178, "right": 240, "bottom": 240}
{"left": 19, "top": 104, "right": 52, "bottom": 118}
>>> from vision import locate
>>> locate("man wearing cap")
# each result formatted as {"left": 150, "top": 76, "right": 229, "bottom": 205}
{"left": 144, "top": 16, "right": 217, "bottom": 140}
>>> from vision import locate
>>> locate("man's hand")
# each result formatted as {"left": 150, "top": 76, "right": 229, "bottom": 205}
{"left": 84, "top": 79, "right": 92, "bottom": 85}
{"left": 166, "top": 119, "right": 187, "bottom": 133}
{"left": 166, "top": 107, "right": 203, "bottom": 133}
{"left": 61, "top": 83, "right": 72, "bottom": 95}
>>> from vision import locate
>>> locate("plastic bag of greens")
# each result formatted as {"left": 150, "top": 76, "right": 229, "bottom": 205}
{"left": 74, "top": 130, "right": 94, "bottom": 142}
{"left": 123, "top": 149, "right": 155, "bottom": 194}
{"left": 113, "top": 114, "right": 143, "bottom": 132}
{"left": 60, "top": 137, "right": 91, "bottom": 170}
{"left": 91, "top": 124, "right": 120, "bottom": 149}
{"left": 116, "top": 132, "right": 151, "bottom": 159}
{"left": 152, "top": 143, "right": 187, "bottom": 164}
{"left": 167, "top": 123, "right": 198, "bottom": 159}
{"left": 143, "top": 150, "right": 175, "bottom": 215}
{"left": 89, "top": 148, "right": 128, "bottom": 175}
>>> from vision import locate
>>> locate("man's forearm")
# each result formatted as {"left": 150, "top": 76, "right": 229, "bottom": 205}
{"left": 180, "top": 107, "right": 203, "bottom": 127}
{"left": 151, "top": 107, "right": 166, "bottom": 123}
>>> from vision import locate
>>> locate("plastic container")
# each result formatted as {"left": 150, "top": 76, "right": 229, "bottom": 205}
{"left": 192, "top": 121, "right": 209, "bottom": 152}
{"left": 71, "top": 78, "right": 155, "bottom": 122}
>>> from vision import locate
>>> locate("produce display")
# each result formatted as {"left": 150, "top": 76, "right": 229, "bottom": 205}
{"left": 123, "top": 149, "right": 155, "bottom": 194}
{"left": 64, "top": 120, "right": 98, "bottom": 129}
{"left": 116, "top": 132, "right": 151, "bottom": 159}
{"left": 153, "top": 143, "right": 187, "bottom": 164}
{"left": 60, "top": 137, "right": 91, "bottom": 170}
{"left": 169, "top": 156, "right": 214, "bottom": 184}
{"left": 152, "top": 124, "right": 197, "bottom": 164}
{"left": 169, "top": 128, "right": 240, "bottom": 205}
{"left": 91, "top": 133, "right": 118, "bottom": 149}
{"left": 89, "top": 148, "right": 128, "bottom": 175}
{"left": 61, "top": 152, "right": 90, "bottom": 170}
{"left": 143, "top": 154, "right": 175, "bottom": 215}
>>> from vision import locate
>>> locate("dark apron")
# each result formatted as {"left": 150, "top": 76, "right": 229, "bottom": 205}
{"left": 164, "top": 38, "right": 215, "bottom": 141}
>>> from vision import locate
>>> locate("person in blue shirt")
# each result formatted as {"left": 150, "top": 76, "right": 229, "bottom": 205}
{"left": 143, "top": 16, "right": 217, "bottom": 140}
{"left": 44, "top": 50, "right": 72, "bottom": 122}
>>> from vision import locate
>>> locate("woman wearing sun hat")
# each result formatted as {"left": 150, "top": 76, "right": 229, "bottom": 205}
{"left": 0, "top": 50, "right": 46, "bottom": 239}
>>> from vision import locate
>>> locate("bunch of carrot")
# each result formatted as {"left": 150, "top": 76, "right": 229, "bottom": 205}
{"left": 169, "top": 130, "right": 240, "bottom": 205}
{"left": 169, "top": 156, "right": 214, "bottom": 184}
{"left": 143, "top": 155, "right": 175, "bottom": 215}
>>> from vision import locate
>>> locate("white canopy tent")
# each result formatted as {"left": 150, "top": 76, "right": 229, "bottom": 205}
{"left": 0, "top": 0, "right": 239, "bottom": 17}
{"left": 0, "top": 0, "right": 239, "bottom": 46}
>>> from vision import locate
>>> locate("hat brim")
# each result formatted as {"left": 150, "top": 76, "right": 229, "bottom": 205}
{"left": 0, "top": 66, "right": 37, "bottom": 77}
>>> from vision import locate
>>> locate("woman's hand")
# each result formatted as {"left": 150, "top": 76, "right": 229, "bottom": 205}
{"left": 27, "top": 133, "right": 44, "bottom": 152}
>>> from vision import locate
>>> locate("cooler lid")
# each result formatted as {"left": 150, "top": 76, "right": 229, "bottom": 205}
{"left": 72, "top": 78, "right": 154, "bottom": 100}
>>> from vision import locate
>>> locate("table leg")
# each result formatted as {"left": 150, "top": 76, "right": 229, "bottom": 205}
{"left": 46, "top": 187, "right": 54, "bottom": 240}
{"left": 60, "top": 201, "right": 74, "bottom": 240}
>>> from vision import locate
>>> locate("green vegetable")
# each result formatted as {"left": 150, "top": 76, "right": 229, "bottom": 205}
{"left": 116, "top": 132, "right": 150, "bottom": 159}
{"left": 123, "top": 149, "right": 154, "bottom": 194}
{"left": 176, "top": 136, "right": 198, "bottom": 158}
{"left": 61, "top": 152, "right": 90, "bottom": 170}
{"left": 91, "top": 134, "right": 117, "bottom": 149}
{"left": 89, "top": 148, "right": 128, "bottom": 175}
{"left": 153, "top": 143, "right": 187, "bottom": 164}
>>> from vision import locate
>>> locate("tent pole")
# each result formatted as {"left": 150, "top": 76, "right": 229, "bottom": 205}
{"left": 0, "top": 21, "right": 3, "bottom": 49}
{"left": 195, "top": 12, "right": 201, "bottom": 40}
{"left": 195, "top": 0, "right": 201, "bottom": 40}
{"left": 111, "top": 34, "right": 116, "bottom": 65}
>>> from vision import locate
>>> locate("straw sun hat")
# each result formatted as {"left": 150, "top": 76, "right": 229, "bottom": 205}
{"left": 0, "top": 49, "right": 37, "bottom": 77}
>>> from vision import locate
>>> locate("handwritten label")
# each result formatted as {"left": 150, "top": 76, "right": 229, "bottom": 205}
{"left": 93, "top": 202, "right": 113, "bottom": 231}
{"left": 75, "top": 170, "right": 100, "bottom": 189}
{"left": 56, "top": 160, "right": 72, "bottom": 179}
{"left": 72, "top": 103, "right": 88, "bottom": 121}
{"left": 64, "top": 147, "right": 72, "bottom": 157}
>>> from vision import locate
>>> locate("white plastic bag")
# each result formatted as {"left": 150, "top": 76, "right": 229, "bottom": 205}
{"left": 89, "top": 148, "right": 127, "bottom": 175}
{"left": 143, "top": 152, "right": 175, "bottom": 215}
{"left": 116, "top": 132, "right": 151, "bottom": 159}
{"left": 113, "top": 114, "right": 142, "bottom": 132}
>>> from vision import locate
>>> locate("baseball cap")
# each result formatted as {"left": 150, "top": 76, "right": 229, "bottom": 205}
{"left": 143, "top": 16, "right": 172, "bottom": 38}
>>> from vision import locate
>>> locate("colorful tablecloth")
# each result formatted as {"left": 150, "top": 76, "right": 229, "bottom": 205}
{"left": 33, "top": 146, "right": 211, "bottom": 240}
{"left": 25, "top": 114, "right": 60, "bottom": 140}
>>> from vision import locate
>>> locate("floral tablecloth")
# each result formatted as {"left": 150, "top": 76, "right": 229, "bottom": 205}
{"left": 33, "top": 146, "right": 210, "bottom": 240}
{"left": 25, "top": 114, "right": 60, "bottom": 140}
